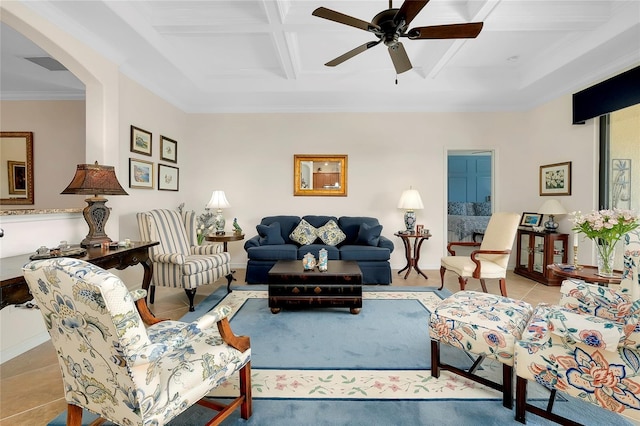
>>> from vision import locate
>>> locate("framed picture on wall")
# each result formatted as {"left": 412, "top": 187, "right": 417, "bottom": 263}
{"left": 130, "top": 125, "right": 152, "bottom": 156}
{"left": 539, "top": 161, "right": 572, "bottom": 196}
{"left": 7, "top": 160, "right": 26, "bottom": 194}
{"left": 160, "top": 135, "right": 177, "bottom": 163}
{"left": 129, "top": 158, "right": 154, "bottom": 189}
{"left": 158, "top": 164, "right": 179, "bottom": 191}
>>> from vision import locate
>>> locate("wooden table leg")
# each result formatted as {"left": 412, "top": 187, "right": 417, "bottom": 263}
{"left": 397, "top": 237, "right": 411, "bottom": 276}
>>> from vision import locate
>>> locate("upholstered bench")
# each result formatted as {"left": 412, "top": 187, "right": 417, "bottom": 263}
{"left": 429, "top": 290, "right": 533, "bottom": 408}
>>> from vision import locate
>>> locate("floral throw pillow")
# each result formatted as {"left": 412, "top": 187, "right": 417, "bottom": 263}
{"left": 289, "top": 219, "right": 318, "bottom": 245}
{"left": 316, "top": 220, "right": 346, "bottom": 246}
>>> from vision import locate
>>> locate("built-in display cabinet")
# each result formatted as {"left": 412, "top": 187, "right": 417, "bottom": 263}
{"left": 514, "top": 228, "right": 568, "bottom": 286}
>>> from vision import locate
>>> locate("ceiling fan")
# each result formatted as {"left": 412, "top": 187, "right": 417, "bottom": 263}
{"left": 312, "top": 0, "right": 483, "bottom": 74}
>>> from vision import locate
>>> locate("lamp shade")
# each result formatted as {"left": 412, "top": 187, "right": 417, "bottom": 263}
{"left": 206, "top": 190, "right": 231, "bottom": 209}
{"left": 397, "top": 188, "right": 424, "bottom": 210}
{"left": 537, "top": 199, "right": 567, "bottom": 215}
{"left": 61, "top": 162, "right": 128, "bottom": 196}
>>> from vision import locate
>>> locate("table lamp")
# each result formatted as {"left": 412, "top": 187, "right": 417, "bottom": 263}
{"left": 206, "top": 190, "right": 231, "bottom": 235}
{"left": 61, "top": 161, "right": 128, "bottom": 247}
{"left": 538, "top": 199, "right": 566, "bottom": 231}
{"left": 397, "top": 187, "right": 424, "bottom": 233}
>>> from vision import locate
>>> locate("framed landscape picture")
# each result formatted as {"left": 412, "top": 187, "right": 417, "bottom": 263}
{"left": 540, "top": 161, "right": 571, "bottom": 196}
{"left": 160, "top": 135, "right": 177, "bottom": 163}
{"left": 158, "top": 164, "right": 179, "bottom": 191}
{"left": 520, "top": 212, "right": 543, "bottom": 227}
{"left": 129, "top": 158, "right": 154, "bottom": 189}
{"left": 130, "top": 125, "right": 152, "bottom": 156}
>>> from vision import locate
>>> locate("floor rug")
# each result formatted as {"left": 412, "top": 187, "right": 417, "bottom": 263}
{"left": 49, "top": 286, "right": 636, "bottom": 425}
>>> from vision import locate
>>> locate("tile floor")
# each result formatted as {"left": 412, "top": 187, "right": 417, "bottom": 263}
{"left": 0, "top": 268, "right": 561, "bottom": 425}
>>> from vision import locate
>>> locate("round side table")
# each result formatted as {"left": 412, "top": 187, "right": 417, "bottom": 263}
{"left": 394, "top": 232, "right": 432, "bottom": 280}
{"left": 205, "top": 233, "right": 245, "bottom": 292}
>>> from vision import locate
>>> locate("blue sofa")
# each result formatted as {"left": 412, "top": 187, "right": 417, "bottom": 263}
{"left": 244, "top": 215, "right": 394, "bottom": 284}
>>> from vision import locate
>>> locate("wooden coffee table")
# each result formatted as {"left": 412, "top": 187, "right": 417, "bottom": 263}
{"left": 267, "top": 260, "right": 363, "bottom": 314}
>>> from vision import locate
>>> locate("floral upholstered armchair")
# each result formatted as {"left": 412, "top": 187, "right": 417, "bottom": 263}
{"left": 514, "top": 229, "right": 640, "bottom": 424}
{"left": 137, "top": 209, "right": 233, "bottom": 311}
{"left": 22, "top": 258, "right": 251, "bottom": 426}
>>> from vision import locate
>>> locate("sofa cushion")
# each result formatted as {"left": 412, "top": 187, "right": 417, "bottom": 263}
{"left": 246, "top": 244, "right": 298, "bottom": 261}
{"left": 340, "top": 245, "right": 391, "bottom": 261}
{"left": 257, "top": 222, "right": 285, "bottom": 245}
{"left": 260, "top": 216, "right": 301, "bottom": 244}
{"left": 289, "top": 219, "right": 318, "bottom": 245}
{"left": 316, "top": 219, "right": 346, "bottom": 246}
{"left": 338, "top": 217, "right": 382, "bottom": 245}
{"left": 355, "top": 222, "right": 383, "bottom": 246}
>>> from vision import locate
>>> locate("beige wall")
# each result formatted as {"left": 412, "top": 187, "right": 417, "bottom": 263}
{"left": 0, "top": 100, "right": 86, "bottom": 209}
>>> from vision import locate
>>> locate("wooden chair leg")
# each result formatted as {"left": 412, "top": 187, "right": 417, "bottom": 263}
{"left": 503, "top": 363, "right": 513, "bottom": 409}
{"left": 515, "top": 376, "right": 527, "bottom": 423}
{"left": 67, "top": 404, "right": 83, "bottom": 426}
{"left": 479, "top": 279, "right": 488, "bottom": 293}
{"left": 499, "top": 278, "right": 508, "bottom": 297}
{"left": 430, "top": 340, "right": 440, "bottom": 378}
{"left": 239, "top": 361, "right": 252, "bottom": 419}
{"left": 149, "top": 284, "right": 156, "bottom": 304}
{"left": 185, "top": 288, "right": 197, "bottom": 312}
{"left": 439, "top": 266, "right": 446, "bottom": 290}
{"left": 457, "top": 276, "right": 468, "bottom": 292}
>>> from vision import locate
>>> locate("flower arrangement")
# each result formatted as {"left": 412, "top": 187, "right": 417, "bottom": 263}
{"left": 195, "top": 211, "right": 215, "bottom": 245}
{"left": 177, "top": 203, "right": 214, "bottom": 245}
{"left": 570, "top": 209, "right": 639, "bottom": 276}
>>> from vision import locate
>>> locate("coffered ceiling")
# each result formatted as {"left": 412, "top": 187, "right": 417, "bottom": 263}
{"left": 1, "top": 0, "right": 639, "bottom": 112}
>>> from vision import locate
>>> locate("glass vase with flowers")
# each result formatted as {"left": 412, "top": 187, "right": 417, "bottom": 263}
{"left": 570, "top": 209, "right": 639, "bottom": 277}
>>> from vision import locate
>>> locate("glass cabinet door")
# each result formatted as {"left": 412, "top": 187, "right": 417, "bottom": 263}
{"left": 532, "top": 235, "right": 545, "bottom": 272}
{"left": 552, "top": 239, "right": 565, "bottom": 264}
{"left": 519, "top": 233, "right": 530, "bottom": 268}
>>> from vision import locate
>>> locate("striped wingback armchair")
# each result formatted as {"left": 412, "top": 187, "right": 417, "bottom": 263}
{"left": 515, "top": 229, "right": 640, "bottom": 424}
{"left": 137, "top": 209, "right": 233, "bottom": 311}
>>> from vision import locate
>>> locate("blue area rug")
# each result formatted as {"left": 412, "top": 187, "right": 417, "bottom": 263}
{"left": 49, "top": 285, "right": 635, "bottom": 425}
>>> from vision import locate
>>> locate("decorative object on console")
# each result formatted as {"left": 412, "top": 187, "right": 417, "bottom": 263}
{"left": 397, "top": 187, "right": 424, "bottom": 233}
{"left": 207, "top": 190, "right": 231, "bottom": 234}
{"left": 539, "top": 161, "right": 572, "bottom": 196}
{"left": 537, "top": 199, "right": 566, "bottom": 231}
{"left": 61, "top": 162, "right": 128, "bottom": 248}
{"left": 519, "top": 212, "right": 543, "bottom": 228}
{"left": 570, "top": 209, "right": 639, "bottom": 277}
{"left": 233, "top": 218, "right": 243, "bottom": 235}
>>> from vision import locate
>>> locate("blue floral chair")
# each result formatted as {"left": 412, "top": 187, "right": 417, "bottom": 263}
{"left": 514, "top": 229, "right": 640, "bottom": 424}
{"left": 22, "top": 257, "right": 251, "bottom": 426}
{"left": 137, "top": 209, "right": 233, "bottom": 311}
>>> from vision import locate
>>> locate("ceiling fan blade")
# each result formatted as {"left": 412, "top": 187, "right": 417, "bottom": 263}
{"left": 388, "top": 42, "right": 412, "bottom": 74}
{"left": 394, "top": 0, "right": 430, "bottom": 27}
{"left": 312, "top": 7, "right": 381, "bottom": 32}
{"left": 325, "top": 41, "right": 381, "bottom": 67}
{"left": 407, "top": 22, "right": 483, "bottom": 39}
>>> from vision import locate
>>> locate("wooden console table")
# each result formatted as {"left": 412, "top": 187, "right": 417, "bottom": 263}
{"left": 547, "top": 264, "right": 622, "bottom": 286}
{"left": 0, "top": 241, "right": 159, "bottom": 309}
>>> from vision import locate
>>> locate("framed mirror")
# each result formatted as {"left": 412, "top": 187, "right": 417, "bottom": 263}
{"left": 294, "top": 154, "right": 347, "bottom": 196}
{"left": 1, "top": 131, "right": 34, "bottom": 205}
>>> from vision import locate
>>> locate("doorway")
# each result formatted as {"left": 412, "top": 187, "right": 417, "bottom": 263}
{"left": 446, "top": 150, "right": 494, "bottom": 244}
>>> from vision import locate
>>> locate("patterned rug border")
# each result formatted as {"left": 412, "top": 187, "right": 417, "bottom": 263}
{"left": 208, "top": 288, "right": 512, "bottom": 401}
